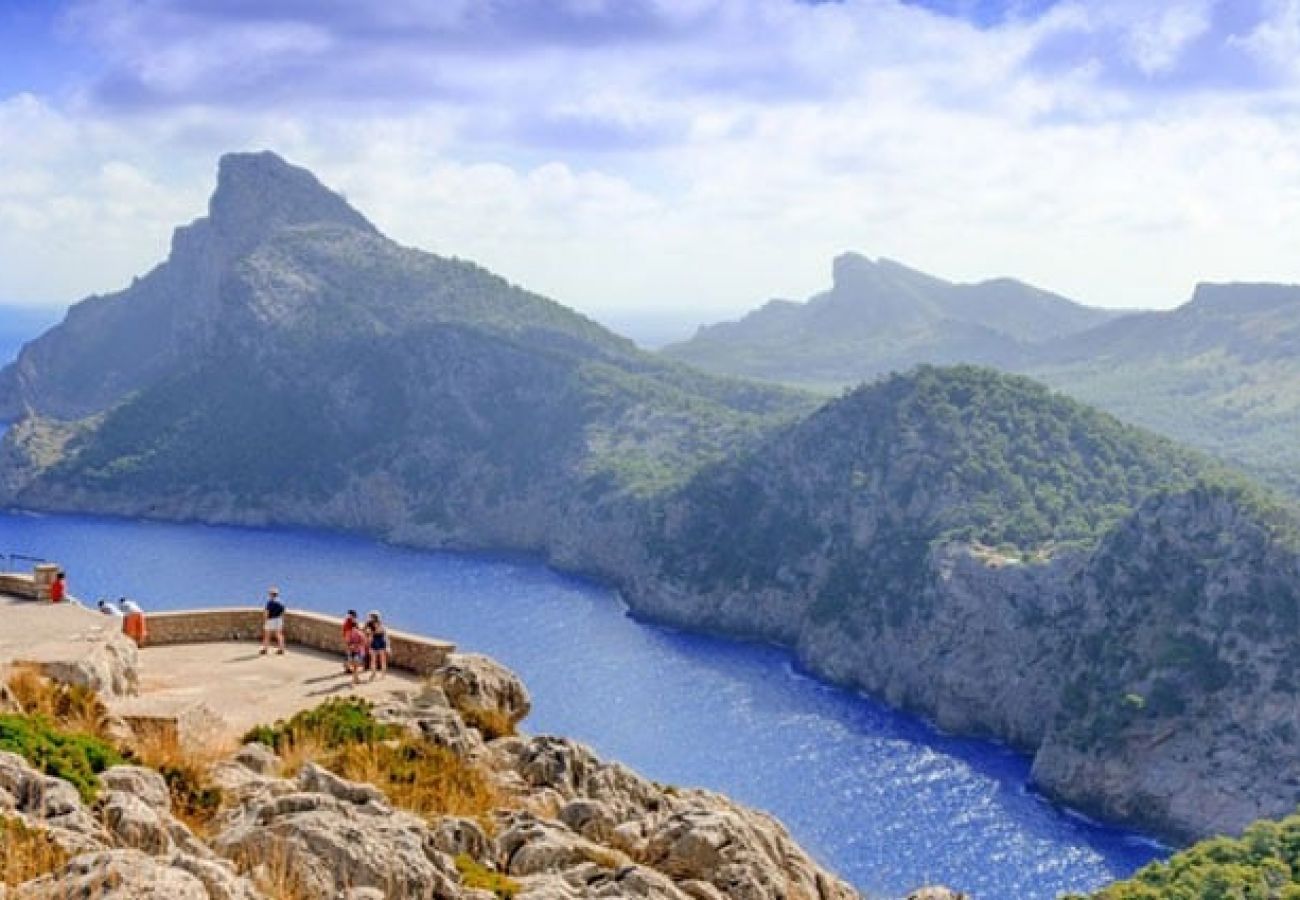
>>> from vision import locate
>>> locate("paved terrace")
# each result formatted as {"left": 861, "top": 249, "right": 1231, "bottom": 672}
{"left": 0, "top": 591, "right": 453, "bottom": 741}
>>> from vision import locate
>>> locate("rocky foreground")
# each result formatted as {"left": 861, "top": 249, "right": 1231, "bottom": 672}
{"left": 0, "top": 635, "right": 917, "bottom": 900}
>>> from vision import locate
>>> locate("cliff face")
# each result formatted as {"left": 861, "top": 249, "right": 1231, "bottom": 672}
{"left": 627, "top": 460, "right": 1300, "bottom": 842}
{"left": 1031, "top": 487, "right": 1300, "bottom": 840}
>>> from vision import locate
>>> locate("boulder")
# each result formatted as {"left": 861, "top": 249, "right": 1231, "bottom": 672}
{"left": 637, "top": 802, "right": 859, "bottom": 900}
{"left": 496, "top": 811, "right": 623, "bottom": 877}
{"left": 28, "top": 632, "right": 139, "bottom": 698}
{"left": 429, "top": 653, "right": 531, "bottom": 731}
{"left": 98, "top": 791, "right": 172, "bottom": 854}
{"left": 101, "top": 765, "right": 170, "bottom": 811}
{"left": 16, "top": 849, "right": 209, "bottom": 899}
{"left": 167, "top": 853, "right": 264, "bottom": 900}
{"left": 213, "top": 784, "right": 460, "bottom": 899}
{"left": 233, "top": 743, "right": 281, "bottom": 777}
{"left": 431, "top": 815, "right": 491, "bottom": 862}
{"left": 0, "top": 751, "right": 107, "bottom": 854}
{"left": 296, "top": 762, "right": 385, "bottom": 806}
{"left": 559, "top": 799, "right": 618, "bottom": 844}
{"left": 516, "top": 863, "right": 695, "bottom": 899}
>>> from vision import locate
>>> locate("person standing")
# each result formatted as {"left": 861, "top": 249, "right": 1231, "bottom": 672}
{"left": 260, "top": 587, "right": 287, "bottom": 656}
{"left": 121, "top": 598, "right": 148, "bottom": 645}
{"left": 345, "top": 622, "right": 367, "bottom": 686}
{"left": 49, "top": 571, "right": 66, "bottom": 604}
{"left": 365, "top": 611, "right": 389, "bottom": 681}
{"left": 341, "top": 609, "right": 359, "bottom": 673}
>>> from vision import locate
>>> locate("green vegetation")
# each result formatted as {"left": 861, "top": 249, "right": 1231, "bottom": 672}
{"left": 244, "top": 697, "right": 395, "bottom": 752}
{"left": 247, "top": 699, "right": 501, "bottom": 824}
{"left": 653, "top": 366, "right": 1212, "bottom": 628}
{"left": 0, "top": 714, "right": 123, "bottom": 802}
{"left": 455, "top": 854, "right": 520, "bottom": 898}
{"left": 1076, "top": 813, "right": 1300, "bottom": 899}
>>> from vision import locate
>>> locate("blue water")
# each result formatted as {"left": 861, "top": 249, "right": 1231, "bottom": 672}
{"left": 0, "top": 510, "right": 1165, "bottom": 898}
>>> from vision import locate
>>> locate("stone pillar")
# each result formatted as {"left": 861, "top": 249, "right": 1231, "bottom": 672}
{"left": 33, "top": 563, "right": 59, "bottom": 602}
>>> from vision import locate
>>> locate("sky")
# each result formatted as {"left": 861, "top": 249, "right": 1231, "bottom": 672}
{"left": 3, "top": 0, "right": 1300, "bottom": 320}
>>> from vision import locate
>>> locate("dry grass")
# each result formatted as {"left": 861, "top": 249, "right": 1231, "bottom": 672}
{"left": 459, "top": 706, "right": 518, "bottom": 741}
{"left": 331, "top": 738, "right": 502, "bottom": 824}
{"left": 234, "top": 840, "right": 318, "bottom": 900}
{"left": 3, "top": 666, "right": 109, "bottom": 740}
{"left": 128, "top": 731, "right": 233, "bottom": 836}
{"left": 273, "top": 731, "right": 331, "bottom": 779}
{"left": 0, "top": 816, "right": 68, "bottom": 888}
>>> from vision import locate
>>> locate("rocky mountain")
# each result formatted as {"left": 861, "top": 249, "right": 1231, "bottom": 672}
{"left": 662, "top": 262, "right": 1300, "bottom": 499}
{"left": 662, "top": 253, "right": 1120, "bottom": 388}
{"left": 5, "top": 153, "right": 1299, "bottom": 847}
{"left": 622, "top": 367, "right": 1300, "bottom": 842}
{"left": 0, "top": 152, "right": 812, "bottom": 556}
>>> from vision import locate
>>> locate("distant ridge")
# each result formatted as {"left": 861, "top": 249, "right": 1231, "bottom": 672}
{"left": 663, "top": 252, "right": 1120, "bottom": 387}
{"left": 664, "top": 258, "right": 1300, "bottom": 497}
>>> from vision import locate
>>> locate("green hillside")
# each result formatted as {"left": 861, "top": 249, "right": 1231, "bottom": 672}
{"left": 0, "top": 152, "right": 812, "bottom": 548}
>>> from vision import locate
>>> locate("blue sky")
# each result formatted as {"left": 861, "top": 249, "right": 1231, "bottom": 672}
{"left": 3, "top": 0, "right": 1300, "bottom": 315}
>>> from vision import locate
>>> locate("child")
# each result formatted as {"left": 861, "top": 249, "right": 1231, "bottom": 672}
{"left": 345, "top": 623, "right": 368, "bottom": 686}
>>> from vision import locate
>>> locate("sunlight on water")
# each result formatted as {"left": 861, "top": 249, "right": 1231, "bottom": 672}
{"left": 0, "top": 511, "right": 1166, "bottom": 898}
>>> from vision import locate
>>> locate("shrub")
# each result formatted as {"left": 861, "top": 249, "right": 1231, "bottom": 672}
{"left": 454, "top": 854, "right": 519, "bottom": 898}
{"left": 126, "top": 731, "right": 230, "bottom": 835}
{"left": 1077, "top": 811, "right": 1300, "bottom": 898}
{"left": 243, "top": 698, "right": 395, "bottom": 753}
{"left": 4, "top": 667, "right": 110, "bottom": 740}
{"left": 0, "top": 714, "right": 123, "bottom": 803}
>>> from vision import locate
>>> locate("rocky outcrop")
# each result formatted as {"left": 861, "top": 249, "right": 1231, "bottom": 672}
{"left": 1, "top": 752, "right": 262, "bottom": 899}
{"left": 428, "top": 653, "right": 533, "bottom": 732}
{"left": 0, "top": 653, "right": 841, "bottom": 900}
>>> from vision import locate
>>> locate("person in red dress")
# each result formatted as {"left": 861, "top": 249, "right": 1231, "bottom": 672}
{"left": 49, "top": 572, "right": 66, "bottom": 604}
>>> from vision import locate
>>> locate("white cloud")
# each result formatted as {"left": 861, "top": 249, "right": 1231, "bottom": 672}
{"left": 3, "top": 0, "right": 1300, "bottom": 319}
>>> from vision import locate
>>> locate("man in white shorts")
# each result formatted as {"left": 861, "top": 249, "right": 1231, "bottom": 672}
{"left": 260, "top": 587, "right": 287, "bottom": 656}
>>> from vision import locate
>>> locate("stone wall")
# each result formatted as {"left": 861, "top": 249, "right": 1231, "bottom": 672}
{"left": 144, "top": 608, "right": 455, "bottom": 676}
{"left": 0, "top": 572, "right": 39, "bottom": 599}
{"left": 0, "top": 564, "right": 58, "bottom": 601}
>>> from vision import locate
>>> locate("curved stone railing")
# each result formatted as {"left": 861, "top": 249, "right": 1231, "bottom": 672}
{"left": 143, "top": 608, "right": 455, "bottom": 676}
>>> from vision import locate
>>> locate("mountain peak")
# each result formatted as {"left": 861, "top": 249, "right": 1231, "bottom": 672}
{"left": 207, "top": 151, "right": 378, "bottom": 254}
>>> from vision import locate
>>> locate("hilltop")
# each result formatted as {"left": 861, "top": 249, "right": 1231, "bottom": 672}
{"left": 0, "top": 152, "right": 812, "bottom": 558}
{"left": 663, "top": 253, "right": 1119, "bottom": 388}
{"left": 624, "top": 367, "right": 1300, "bottom": 842}
{"left": 662, "top": 258, "right": 1300, "bottom": 498}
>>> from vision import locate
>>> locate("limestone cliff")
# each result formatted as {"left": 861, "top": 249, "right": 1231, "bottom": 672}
{"left": 0, "top": 648, "right": 859, "bottom": 899}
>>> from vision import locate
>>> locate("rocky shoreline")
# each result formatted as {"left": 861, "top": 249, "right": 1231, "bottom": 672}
{"left": 0, "top": 614, "right": 910, "bottom": 899}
